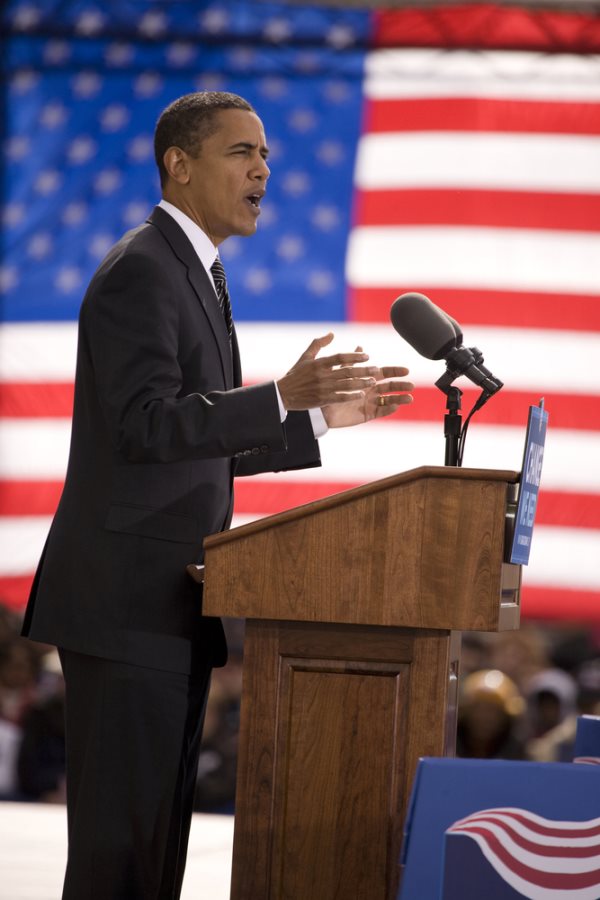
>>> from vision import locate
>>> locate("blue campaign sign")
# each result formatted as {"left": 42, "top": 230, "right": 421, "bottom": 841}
{"left": 397, "top": 758, "right": 600, "bottom": 900}
{"left": 510, "top": 403, "right": 549, "bottom": 566}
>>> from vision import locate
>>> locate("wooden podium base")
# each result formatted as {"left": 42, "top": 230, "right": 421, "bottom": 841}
{"left": 229, "top": 619, "right": 460, "bottom": 900}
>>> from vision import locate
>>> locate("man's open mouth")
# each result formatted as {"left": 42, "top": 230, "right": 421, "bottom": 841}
{"left": 246, "top": 193, "right": 264, "bottom": 210}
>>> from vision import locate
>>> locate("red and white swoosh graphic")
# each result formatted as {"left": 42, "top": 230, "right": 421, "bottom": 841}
{"left": 447, "top": 807, "right": 600, "bottom": 899}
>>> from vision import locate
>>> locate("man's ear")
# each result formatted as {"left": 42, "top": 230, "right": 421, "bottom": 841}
{"left": 163, "top": 146, "right": 191, "bottom": 185}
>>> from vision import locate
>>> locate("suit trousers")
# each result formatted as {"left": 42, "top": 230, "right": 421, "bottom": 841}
{"left": 59, "top": 649, "right": 212, "bottom": 900}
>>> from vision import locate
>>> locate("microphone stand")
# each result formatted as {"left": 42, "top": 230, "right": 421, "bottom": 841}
{"left": 442, "top": 387, "right": 462, "bottom": 467}
{"left": 434, "top": 347, "right": 503, "bottom": 468}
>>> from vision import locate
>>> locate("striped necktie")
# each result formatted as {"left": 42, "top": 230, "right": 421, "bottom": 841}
{"left": 210, "top": 256, "right": 233, "bottom": 338}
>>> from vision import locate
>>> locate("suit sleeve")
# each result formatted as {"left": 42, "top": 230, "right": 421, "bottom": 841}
{"left": 84, "top": 250, "right": 302, "bottom": 465}
{"left": 234, "top": 409, "right": 321, "bottom": 476}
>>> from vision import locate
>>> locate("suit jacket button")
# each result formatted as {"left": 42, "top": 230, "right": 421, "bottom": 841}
{"left": 260, "top": 445, "right": 269, "bottom": 453}
{"left": 243, "top": 449, "right": 252, "bottom": 456}
{"left": 251, "top": 447, "right": 260, "bottom": 455}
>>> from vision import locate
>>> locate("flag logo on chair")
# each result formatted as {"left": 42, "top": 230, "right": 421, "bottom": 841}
{"left": 445, "top": 807, "right": 600, "bottom": 899}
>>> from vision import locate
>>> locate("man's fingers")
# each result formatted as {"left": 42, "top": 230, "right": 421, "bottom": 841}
{"left": 297, "top": 332, "right": 335, "bottom": 363}
{"left": 376, "top": 379, "right": 415, "bottom": 393}
{"left": 379, "top": 366, "right": 410, "bottom": 378}
{"left": 316, "top": 351, "right": 370, "bottom": 368}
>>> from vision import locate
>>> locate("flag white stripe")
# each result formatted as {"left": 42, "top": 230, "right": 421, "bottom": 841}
{"left": 2, "top": 419, "right": 599, "bottom": 492}
{"left": 346, "top": 226, "right": 600, "bottom": 295}
{"left": 355, "top": 133, "right": 600, "bottom": 193}
{"left": 365, "top": 49, "right": 600, "bottom": 101}
{"left": 1, "top": 515, "right": 598, "bottom": 590}
{"left": 4, "top": 323, "right": 600, "bottom": 395}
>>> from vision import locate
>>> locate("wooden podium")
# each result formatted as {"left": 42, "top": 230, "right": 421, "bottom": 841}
{"left": 202, "top": 466, "right": 522, "bottom": 900}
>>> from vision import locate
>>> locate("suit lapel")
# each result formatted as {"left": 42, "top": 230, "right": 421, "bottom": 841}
{"left": 147, "top": 206, "right": 235, "bottom": 389}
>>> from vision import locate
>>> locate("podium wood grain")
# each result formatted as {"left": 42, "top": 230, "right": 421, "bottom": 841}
{"left": 202, "top": 467, "right": 521, "bottom": 899}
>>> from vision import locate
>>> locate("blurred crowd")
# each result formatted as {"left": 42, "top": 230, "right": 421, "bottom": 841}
{"left": 1, "top": 600, "right": 600, "bottom": 810}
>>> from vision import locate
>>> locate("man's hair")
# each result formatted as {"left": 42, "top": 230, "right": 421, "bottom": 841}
{"left": 154, "top": 91, "right": 255, "bottom": 188}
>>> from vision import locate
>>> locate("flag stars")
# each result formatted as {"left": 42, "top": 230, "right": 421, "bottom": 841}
{"left": 166, "top": 43, "right": 196, "bottom": 66}
{"left": 105, "top": 43, "right": 135, "bottom": 67}
{"left": 55, "top": 267, "right": 84, "bottom": 293}
{"left": 288, "top": 108, "right": 318, "bottom": 133}
{"left": 263, "top": 18, "right": 292, "bottom": 43}
{"left": 228, "top": 46, "right": 256, "bottom": 71}
{"left": 34, "top": 170, "right": 62, "bottom": 195}
{"left": 123, "top": 201, "right": 151, "bottom": 226}
{"left": 68, "top": 137, "right": 98, "bottom": 164}
{"left": 134, "top": 73, "right": 164, "bottom": 97}
{"left": 281, "top": 171, "right": 311, "bottom": 197}
{"left": 100, "top": 104, "right": 129, "bottom": 132}
{"left": 27, "top": 233, "right": 53, "bottom": 260}
{"left": 194, "top": 73, "right": 227, "bottom": 92}
{"left": 94, "top": 168, "right": 122, "bottom": 194}
{"left": 2, "top": 204, "right": 26, "bottom": 227}
{"left": 40, "top": 102, "right": 68, "bottom": 129}
{"left": 43, "top": 40, "right": 71, "bottom": 64}
{"left": 127, "top": 135, "right": 154, "bottom": 162}
{"left": 199, "top": 8, "right": 230, "bottom": 34}
{"left": 0, "top": 267, "right": 19, "bottom": 293}
{"left": 326, "top": 24, "right": 356, "bottom": 49}
{"left": 75, "top": 9, "right": 105, "bottom": 36}
{"left": 72, "top": 72, "right": 102, "bottom": 98}
{"left": 311, "top": 204, "right": 342, "bottom": 232}
{"left": 4, "top": 136, "right": 31, "bottom": 161}
{"left": 62, "top": 203, "right": 88, "bottom": 226}
{"left": 307, "top": 270, "right": 336, "bottom": 296}
{"left": 323, "top": 81, "right": 352, "bottom": 104}
{"left": 255, "top": 203, "right": 278, "bottom": 227}
{"left": 316, "top": 140, "right": 345, "bottom": 166}
{"left": 11, "top": 4, "right": 41, "bottom": 31}
{"left": 276, "top": 236, "right": 306, "bottom": 262}
{"left": 88, "top": 234, "right": 115, "bottom": 258}
{"left": 244, "top": 268, "right": 272, "bottom": 293}
{"left": 259, "top": 77, "right": 289, "bottom": 100}
{"left": 138, "top": 11, "right": 168, "bottom": 38}
{"left": 10, "top": 70, "right": 39, "bottom": 94}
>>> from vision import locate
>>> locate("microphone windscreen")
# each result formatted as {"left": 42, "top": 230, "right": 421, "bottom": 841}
{"left": 390, "top": 292, "right": 461, "bottom": 360}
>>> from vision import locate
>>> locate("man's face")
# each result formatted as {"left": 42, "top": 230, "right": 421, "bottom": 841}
{"left": 184, "top": 108, "right": 270, "bottom": 245}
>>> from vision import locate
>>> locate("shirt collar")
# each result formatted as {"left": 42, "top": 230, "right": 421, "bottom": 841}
{"left": 158, "top": 199, "right": 219, "bottom": 274}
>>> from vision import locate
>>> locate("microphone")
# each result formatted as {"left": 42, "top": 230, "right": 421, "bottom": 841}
{"left": 390, "top": 292, "right": 461, "bottom": 360}
{"left": 390, "top": 292, "right": 503, "bottom": 396}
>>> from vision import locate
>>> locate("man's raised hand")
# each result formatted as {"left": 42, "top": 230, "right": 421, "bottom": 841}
{"left": 277, "top": 333, "right": 379, "bottom": 411}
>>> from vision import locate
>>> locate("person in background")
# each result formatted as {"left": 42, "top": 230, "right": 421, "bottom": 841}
{"left": 456, "top": 669, "right": 526, "bottom": 761}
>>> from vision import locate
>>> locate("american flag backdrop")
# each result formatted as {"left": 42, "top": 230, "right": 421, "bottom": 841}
{"left": 1, "top": 1, "right": 600, "bottom": 620}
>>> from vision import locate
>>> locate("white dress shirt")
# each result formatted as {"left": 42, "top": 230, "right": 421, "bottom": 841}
{"left": 157, "top": 199, "right": 327, "bottom": 438}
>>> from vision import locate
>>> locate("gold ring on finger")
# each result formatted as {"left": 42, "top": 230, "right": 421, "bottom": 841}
{"left": 378, "top": 396, "right": 386, "bottom": 407}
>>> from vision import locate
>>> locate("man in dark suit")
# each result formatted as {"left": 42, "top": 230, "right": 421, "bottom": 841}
{"left": 22, "top": 92, "right": 413, "bottom": 899}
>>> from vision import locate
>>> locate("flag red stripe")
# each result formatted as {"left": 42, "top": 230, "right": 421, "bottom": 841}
{"left": 0, "top": 382, "right": 74, "bottom": 418}
{"left": 454, "top": 824, "right": 600, "bottom": 888}
{"left": 354, "top": 189, "right": 600, "bottom": 232}
{"left": 0, "top": 480, "right": 598, "bottom": 530}
{"left": 454, "top": 813, "right": 600, "bottom": 854}
{"left": 2, "top": 383, "right": 599, "bottom": 432}
{"left": 522, "top": 586, "right": 600, "bottom": 622}
{"left": 3, "top": 480, "right": 599, "bottom": 529}
{"left": 365, "top": 97, "right": 600, "bottom": 136}
{"left": 349, "top": 287, "right": 600, "bottom": 332}
{"left": 0, "top": 574, "right": 595, "bottom": 621}
{"left": 373, "top": 6, "right": 600, "bottom": 53}
{"left": 0, "top": 576, "right": 34, "bottom": 611}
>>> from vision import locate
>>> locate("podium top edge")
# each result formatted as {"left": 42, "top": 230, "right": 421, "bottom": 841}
{"left": 203, "top": 465, "right": 520, "bottom": 550}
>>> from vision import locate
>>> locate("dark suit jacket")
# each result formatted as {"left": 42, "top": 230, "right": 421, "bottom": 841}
{"left": 23, "top": 206, "right": 321, "bottom": 674}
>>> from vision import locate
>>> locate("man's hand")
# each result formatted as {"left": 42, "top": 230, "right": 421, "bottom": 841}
{"left": 277, "top": 333, "right": 380, "bottom": 410}
{"left": 322, "top": 345, "right": 414, "bottom": 428}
